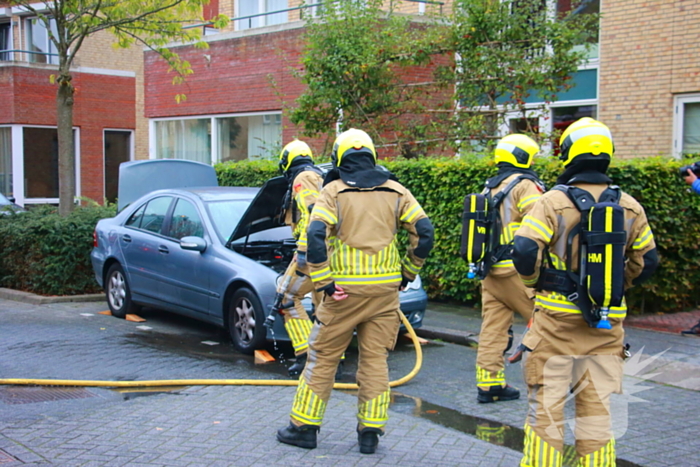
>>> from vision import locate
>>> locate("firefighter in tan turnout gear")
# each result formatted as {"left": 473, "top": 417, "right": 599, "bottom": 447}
{"left": 277, "top": 140, "right": 324, "bottom": 377}
{"left": 473, "top": 134, "right": 544, "bottom": 403}
{"left": 276, "top": 129, "right": 434, "bottom": 454}
{"left": 512, "top": 118, "right": 659, "bottom": 466}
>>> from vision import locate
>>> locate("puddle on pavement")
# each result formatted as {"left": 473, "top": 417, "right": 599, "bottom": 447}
{"left": 111, "top": 386, "right": 189, "bottom": 401}
{"left": 390, "top": 393, "right": 642, "bottom": 467}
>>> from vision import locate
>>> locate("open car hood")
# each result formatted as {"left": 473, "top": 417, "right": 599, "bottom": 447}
{"left": 228, "top": 176, "right": 288, "bottom": 243}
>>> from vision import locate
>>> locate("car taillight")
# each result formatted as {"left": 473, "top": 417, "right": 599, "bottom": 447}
{"left": 93, "top": 230, "right": 98, "bottom": 248}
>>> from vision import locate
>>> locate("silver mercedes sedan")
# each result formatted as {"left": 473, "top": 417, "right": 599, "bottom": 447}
{"left": 91, "top": 160, "right": 427, "bottom": 355}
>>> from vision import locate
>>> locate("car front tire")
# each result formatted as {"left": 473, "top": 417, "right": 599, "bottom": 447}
{"left": 228, "top": 287, "right": 266, "bottom": 355}
{"left": 105, "top": 263, "right": 138, "bottom": 319}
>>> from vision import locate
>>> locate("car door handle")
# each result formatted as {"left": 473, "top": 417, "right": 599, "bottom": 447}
{"left": 158, "top": 246, "right": 169, "bottom": 254}
{"left": 122, "top": 234, "right": 132, "bottom": 243}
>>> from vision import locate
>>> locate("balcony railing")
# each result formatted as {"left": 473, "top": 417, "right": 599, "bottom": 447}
{"left": 0, "top": 49, "right": 58, "bottom": 64}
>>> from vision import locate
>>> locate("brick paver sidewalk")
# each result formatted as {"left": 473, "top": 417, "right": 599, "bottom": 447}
{"left": 625, "top": 309, "right": 700, "bottom": 334}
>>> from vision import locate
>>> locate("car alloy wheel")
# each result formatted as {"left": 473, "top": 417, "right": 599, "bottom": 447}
{"left": 228, "top": 287, "right": 265, "bottom": 354}
{"left": 105, "top": 263, "right": 136, "bottom": 319}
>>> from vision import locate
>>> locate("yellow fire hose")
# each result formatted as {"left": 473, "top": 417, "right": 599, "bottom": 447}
{"left": 0, "top": 311, "right": 423, "bottom": 389}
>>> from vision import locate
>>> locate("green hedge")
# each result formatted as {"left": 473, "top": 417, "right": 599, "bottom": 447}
{"left": 0, "top": 204, "right": 116, "bottom": 295}
{"left": 215, "top": 156, "right": 700, "bottom": 313}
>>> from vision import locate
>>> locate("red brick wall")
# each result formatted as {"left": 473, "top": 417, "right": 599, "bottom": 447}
{"left": 1, "top": 65, "right": 135, "bottom": 201}
{"left": 145, "top": 25, "right": 454, "bottom": 158}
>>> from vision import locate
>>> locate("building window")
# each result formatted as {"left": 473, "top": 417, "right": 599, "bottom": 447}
{"left": 551, "top": 104, "right": 597, "bottom": 154}
{"left": 556, "top": 0, "right": 599, "bottom": 60}
{"left": 104, "top": 130, "right": 132, "bottom": 204}
{"left": 155, "top": 118, "right": 211, "bottom": 163}
{"left": 25, "top": 17, "right": 58, "bottom": 64}
{"left": 674, "top": 94, "right": 700, "bottom": 157}
{"left": 236, "top": 0, "right": 288, "bottom": 30}
{"left": 0, "top": 127, "right": 11, "bottom": 197}
{"left": 153, "top": 113, "right": 282, "bottom": 164}
{"left": 0, "top": 22, "right": 11, "bottom": 61}
{"left": 23, "top": 127, "right": 60, "bottom": 198}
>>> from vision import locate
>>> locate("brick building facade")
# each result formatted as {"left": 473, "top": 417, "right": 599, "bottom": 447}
{"left": 0, "top": 4, "right": 144, "bottom": 206}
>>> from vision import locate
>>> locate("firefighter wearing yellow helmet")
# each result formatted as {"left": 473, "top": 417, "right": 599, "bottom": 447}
{"left": 277, "top": 139, "right": 324, "bottom": 377}
{"left": 512, "top": 118, "right": 658, "bottom": 466}
{"left": 277, "top": 129, "right": 434, "bottom": 454}
{"left": 473, "top": 134, "right": 544, "bottom": 403}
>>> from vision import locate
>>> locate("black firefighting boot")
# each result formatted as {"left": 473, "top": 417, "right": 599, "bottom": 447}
{"left": 477, "top": 385, "right": 520, "bottom": 404}
{"left": 287, "top": 353, "right": 307, "bottom": 377}
{"left": 277, "top": 422, "right": 319, "bottom": 449}
{"left": 357, "top": 426, "right": 383, "bottom": 454}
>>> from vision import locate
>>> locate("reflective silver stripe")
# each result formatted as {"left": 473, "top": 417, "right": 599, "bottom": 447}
{"left": 334, "top": 273, "right": 402, "bottom": 285}
{"left": 568, "top": 124, "right": 612, "bottom": 143}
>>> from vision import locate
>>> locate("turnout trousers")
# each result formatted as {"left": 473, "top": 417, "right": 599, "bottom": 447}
{"left": 476, "top": 269, "right": 534, "bottom": 388}
{"left": 289, "top": 292, "right": 401, "bottom": 431}
{"left": 520, "top": 306, "right": 624, "bottom": 467}
{"left": 280, "top": 258, "right": 319, "bottom": 356}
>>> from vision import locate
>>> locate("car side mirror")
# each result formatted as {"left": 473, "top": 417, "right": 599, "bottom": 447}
{"left": 180, "top": 236, "right": 207, "bottom": 253}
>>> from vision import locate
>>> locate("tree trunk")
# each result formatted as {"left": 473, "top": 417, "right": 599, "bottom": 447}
{"left": 56, "top": 73, "right": 75, "bottom": 216}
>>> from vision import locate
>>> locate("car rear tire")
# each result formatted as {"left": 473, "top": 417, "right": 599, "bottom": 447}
{"left": 228, "top": 288, "right": 266, "bottom": 355}
{"left": 105, "top": 263, "right": 138, "bottom": 319}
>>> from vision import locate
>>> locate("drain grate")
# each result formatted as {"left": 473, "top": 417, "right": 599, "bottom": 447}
{"left": 0, "top": 449, "right": 16, "bottom": 464}
{"left": 0, "top": 386, "right": 95, "bottom": 405}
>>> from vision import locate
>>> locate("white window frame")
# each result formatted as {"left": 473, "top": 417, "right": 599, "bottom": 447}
{"left": 103, "top": 128, "right": 134, "bottom": 202}
{"left": 0, "top": 19, "right": 13, "bottom": 61}
{"left": 235, "top": 0, "right": 288, "bottom": 31}
{"left": 23, "top": 15, "right": 59, "bottom": 65}
{"left": 148, "top": 111, "right": 283, "bottom": 163}
{"left": 673, "top": 93, "right": 700, "bottom": 159}
{"left": 9, "top": 124, "right": 81, "bottom": 207}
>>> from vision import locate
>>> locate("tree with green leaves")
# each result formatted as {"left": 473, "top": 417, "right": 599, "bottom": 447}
{"left": 445, "top": 0, "right": 598, "bottom": 150}
{"left": 290, "top": 0, "right": 450, "bottom": 157}
{"left": 8, "top": 0, "right": 227, "bottom": 215}
{"left": 291, "top": 0, "right": 597, "bottom": 156}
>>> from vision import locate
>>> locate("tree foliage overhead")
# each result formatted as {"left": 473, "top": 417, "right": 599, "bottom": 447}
{"left": 8, "top": 0, "right": 227, "bottom": 215}
{"left": 291, "top": 0, "right": 598, "bottom": 155}
{"left": 445, "top": 0, "right": 599, "bottom": 148}
{"left": 290, "top": 0, "right": 449, "bottom": 157}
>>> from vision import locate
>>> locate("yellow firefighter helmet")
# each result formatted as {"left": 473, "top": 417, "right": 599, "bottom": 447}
{"left": 494, "top": 134, "right": 540, "bottom": 168}
{"left": 279, "top": 139, "right": 313, "bottom": 173}
{"left": 559, "top": 117, "right": 613, "bottom": 167}
{"left": 331, "top": 129, "right": 377, "bottom": 168}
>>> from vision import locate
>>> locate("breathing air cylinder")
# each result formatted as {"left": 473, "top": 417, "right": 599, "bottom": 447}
{"left": 583, "top": 202, "right": 626, "bottom": 330}
{"left": 461, "top": 194, "right": 489, "bottom": 279}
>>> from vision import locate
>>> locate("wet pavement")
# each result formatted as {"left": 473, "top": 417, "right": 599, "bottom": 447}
{"left": 1, "top": 296, "right": 699, "bottom": 466}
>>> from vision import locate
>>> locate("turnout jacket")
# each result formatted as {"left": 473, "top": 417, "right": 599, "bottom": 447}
{"left": 485, "top": 173, "right": 543, "bottom": 275}
{"left": 284, "top": 169, "right": 323, "bottom": 253}
{"left": 306, "top": 179, "right": 433, "bottom": 296}
{"left": 513, "top": 182, "right": 657, "bottom": 319}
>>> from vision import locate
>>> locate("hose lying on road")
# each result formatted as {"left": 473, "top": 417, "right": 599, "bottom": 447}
{"left": 0, "top": 311, "right": 422, "bottom": 390}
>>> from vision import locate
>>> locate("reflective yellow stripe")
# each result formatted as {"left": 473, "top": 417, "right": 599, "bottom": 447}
{"left": 633, "top": 226, "right": 653, "bottom": 250}
{"left": 492, "top": 260, "right": 514, "bottom": 268}
{"left": 521, "top": 424, "right": 563, "bottom": 467}
{"left": 313, "top": 206, "right": 337, "bottom": 224}
{"left": 518, "top": 194, "right": 541, "bottom": 211}
{"left": 522, "top": 216, "right": 553, "bottom": 242}
{"left": 476, "top": 365, "right": 505, "bottom": 386}
{"left": 310, "top": 267, "right": 332, "bottom": 281}
{"left": 604, "top": 206, "right": 613, "bottom": 307}
{"left": 334, "top": 273, "right": 402, "bottom": 285}
{"left": 467, "top": 195, "right": 478, "bottom": 262}
{"left": 401, "top": 256, "right": 421, "bottom": 274}
{"left": 577, "top": 438, "right": 615, "bottom": 467}
{"left": 291, "top": 379, "right": 326, "bottom": 426}
{"left": 358, "top": 389, "right": 390, "bottom": 428}
{"left": 536, "top": 293, "right": 627, "bottom": 317}
{"left": 333, "top": 241, "right": 401, "bottom": 276}
{"left": 400, "top": 203, "right": 424, "bottom": 223}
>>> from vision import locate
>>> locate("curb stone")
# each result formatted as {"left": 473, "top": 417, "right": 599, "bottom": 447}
{"left": 0, "top": 288, "right": 104, "bottom": 305}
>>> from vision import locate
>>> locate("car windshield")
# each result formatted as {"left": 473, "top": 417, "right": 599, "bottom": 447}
{"left": 0, "top": 194, "right": 10, "bottom": 205}
{"left": 206, "top": 199, "right": 252, "bottom": 243}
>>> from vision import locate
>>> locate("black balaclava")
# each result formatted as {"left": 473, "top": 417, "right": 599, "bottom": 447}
{"left": 485, "top": 162, "right": 540, "bottom": 190}
{"left": 324, "top": 151, "right": 396, "bottom": 188}
{"left": 556, "top": 156, "right": 611, "bottom": 186}
{"left": 285, "top": 156, "right": 314, "bottom": 182}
